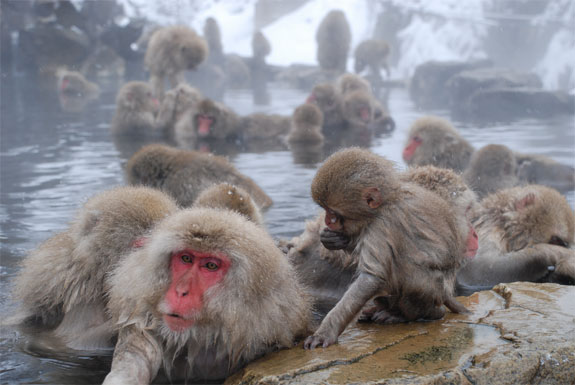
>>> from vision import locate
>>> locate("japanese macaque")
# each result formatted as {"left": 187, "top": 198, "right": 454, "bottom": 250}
{"left": 369, "top": 100, "right": 395, "bottom": 134}
{"left": 102, "top": 208, "right": 312, "bottom": 384}
{"left": 306, "top": 83, "right": 345, "bottom": 131}
{"left": 342, "top": 90, "right": 373, "bottom": 130}
{"left": 515, "top": 153, "right": 575, "bottom": 192}
{"left": 193, "top": 183, "right": 263, "bottom": 225}
{"left": 224, "top": 54, "right": 251, "bottom": 89}
{"left": 457, "top": 185, "right": 575, "bottom": 291}
{"left": 155, "top": 83, "right": 202, "bottom": 135}
{"left": 304, "top": 148, "right": 470, "bottom": 349}
{"left": 287, "top": 165, "right": 478, "bottom": 315}
{"left": 240, "top": 113, "right": 291, "bottom": 140}
{"left": 11, "top": 186, "right": 178, "bottom": 350}
{"left": 316, "top": 10, "right": 351, "bottom": 72}
{"left": 56, "top": 68, "right": 100, "bottom": 112}
{"left": 336, "top": 73, "right": 372, "bottom": 96}
{"left": 463, "top": 144, "right": 519, "bottom": 199}
{"left": 125, "top": 144, "right": 273, "bottom": 209}
{"left": 402, "top": 116, "right": 474, "bottom": 172}
{"left": 110, "top": 81, "right": 159, "bottom": 135}
{"left": 287, "top": 104, "right": 324, "bottom": 145}
{"left": 175, "top": 98, "right": 239, "bottom": 141}
{"left": 252, "top": 30, "right": 271, "bottom": 62}
{"left": 354, "top": 39, "right": 391, "bottom": 81}
{"left": 145, "top": 25, "right": 208, "bottom": 99}
{"left": 203, "top": 17, "right": 224, "bottom": 66}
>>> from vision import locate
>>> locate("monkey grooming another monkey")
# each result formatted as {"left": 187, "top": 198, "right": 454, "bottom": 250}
{"left": 316, "top": 10, "right": 351, "bottom": 73}
{"left": 354, "top": 39, "right": 391, "bottom": 82}
{"left": 155, "top": 83, "right": 202, "bottom": 136}
{"left": 304, "top": 148, "right": 470, "bottom": 349}
{"left": 111, "top": 81, "right": 159, "bottom": 135}
{"left": 193, "top": 183, "right": 263, "bottom": 225}
{"left": 457, "top": 185, "right": 575, "bottom": 291}
{"left": 125, "top": 144, "right": 273, "bottom": 209}
{"left": 403, "top": 116, "right": 474, "bottom": 172}
{"left": 11, "top": 186, "right": 179, "bottom": 350}
{"left": 145, "top": 25, "right": 208, "bottom": 99}
{"left": 463, "top": 144, "right": 520, "bottom": 199}
{"left": 102, "top": 208, "right": 312, "bottom": 384}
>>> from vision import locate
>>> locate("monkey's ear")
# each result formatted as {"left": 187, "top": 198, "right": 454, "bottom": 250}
{"left": 362, "top": 187, "right": 383, "bottom": 209}
{"left": 515, "top": 193, "right": 536, "bottom": 210}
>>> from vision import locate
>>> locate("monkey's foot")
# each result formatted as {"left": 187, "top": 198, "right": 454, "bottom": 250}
{"left": 371, "top": 310, "right": 406, "bottom": 324}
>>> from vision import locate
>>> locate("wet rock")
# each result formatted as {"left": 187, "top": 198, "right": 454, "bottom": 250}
{"left": 456, "top": 87, "right": 575, "bottom": 122}
{"left": 409, "top": 59, "right": 492, "bottom": 108}
{"left": 227, "top": 283, "right": 575, "bottom": 384}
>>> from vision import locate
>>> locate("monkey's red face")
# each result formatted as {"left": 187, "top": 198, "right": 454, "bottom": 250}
{"left": 402, "top": 135, "right": 422, "bottom": 161}
{"left": 196, "top": 114, "right": 215, "bottom": 137}
{"left": 465, "top": 226, "right": 478, "bottom": 259}
{"left": 163, "top": 250, "right": 230, "bottom": 331}
{"left": 359, "top": 106, "right": 371, "bottom": 123}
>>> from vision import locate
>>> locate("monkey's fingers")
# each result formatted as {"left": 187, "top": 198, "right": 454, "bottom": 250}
{"left": 320, "top": 229, "right": 350, "bottom": 250}
{"left": 304, "top": 334, "right": 336, "bottom": 350}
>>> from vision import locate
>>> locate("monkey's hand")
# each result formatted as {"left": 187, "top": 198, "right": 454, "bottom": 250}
{"left": 303, "top": 330, "right": 338, "bottom": 350}
{"left": 547, "top": 246, "right": 575, "bottom": 285}
{"left": 320, "top": 228, "right": 350, "bottom": 250}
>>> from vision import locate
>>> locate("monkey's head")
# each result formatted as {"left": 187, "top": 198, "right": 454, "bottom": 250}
{"left": 402, "top": 116, "right": 460, "bottom": 165}
{"left": 311, "top": 148, "right": 401, "bottom": 249}
{"left": 306, "top": 84, "right": 343, "bottom": 127}
{"left": 116, "top": 81, "right": 159, "bottom": 113}
{"left": 484, "top": 185, "right": 574, "bottom": 252}
{"left": 194, "top": 99, "right": 223, "bottom": 138}
{"left": 293, "top": 104, "right": 324, "bottom": 129}
{"left": 107, "top": 208, "right": 310, "bottom": 356}
{"left": 343, "top": 90, "right": 373, "bottom": 127}
{"left": 125, "top": 144, "right": 176, "bottom": 187}
{"left": 173, "top": 84, "right": 202, "bottom": 114}
{"left": 468, "top": 144, "right": 517, "bottom": 180}
{"left": 194, "top": 183, "right": 263, "bottom": 225}
{"left": 173, "top": 27, "right": 208, "bottom": 70}
{"left": 337, "top": 73, "right": 371, "bottom": 96}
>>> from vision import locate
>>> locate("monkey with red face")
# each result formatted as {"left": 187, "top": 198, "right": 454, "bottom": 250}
{"left": 103, "top": 208, "right": 311, "bottom": 384}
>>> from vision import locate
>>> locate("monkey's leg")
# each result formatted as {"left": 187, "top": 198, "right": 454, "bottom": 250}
{"left": 103, "top": 326, "right": 162, "bottom": 385}
{"left": 304, "top": 272, "right": 382, "bottom": 349}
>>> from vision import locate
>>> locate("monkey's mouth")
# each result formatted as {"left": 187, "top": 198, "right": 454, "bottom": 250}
{"left": 163, "top": 313, "right": 195, "bottom": 331}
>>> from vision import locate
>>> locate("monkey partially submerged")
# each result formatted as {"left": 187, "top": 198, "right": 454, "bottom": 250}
{"left": 103, "top": 208, "right": 312, "bottom": 384}
{"left": 304, "top": 148, "right": 471, "bottom": 349}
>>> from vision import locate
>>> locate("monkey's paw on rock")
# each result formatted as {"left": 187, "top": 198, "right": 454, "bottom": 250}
{"left": 226, "top": 282, "right": 575, "bottom": 385}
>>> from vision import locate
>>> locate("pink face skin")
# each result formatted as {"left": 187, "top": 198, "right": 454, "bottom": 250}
{"left": 196, "top": 115, "right": 214, "bottom": 137}
{"left": 402, "top": 135, "right": 423, "bottom": 161}
{"left": 163, "top": 250, "right": 230, "bottom": 331}
{"left": 359, "top": 106, "right": 370, "bottom": 122}
{"left": 466, "top": 226, "right": 479, "bottom": 259}
{"left": 324, "top": 208, "right": 343, "bottom": 232}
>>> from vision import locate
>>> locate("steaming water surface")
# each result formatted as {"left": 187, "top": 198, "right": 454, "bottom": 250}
{"left": 1, "top": 77, "right": 573, "bottom": 384}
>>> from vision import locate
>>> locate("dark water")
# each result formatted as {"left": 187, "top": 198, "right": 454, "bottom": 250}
{"left": 1, "top": 74, "right": 574, "bottom": 384}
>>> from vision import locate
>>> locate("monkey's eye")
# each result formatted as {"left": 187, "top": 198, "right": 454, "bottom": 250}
{"left": 205, "top": 262, "right": 218, "bottom": 271}
{"left": 201, "top": 258, "right": 221, "bottom": 271}
{"left": 181, "top": 254, "right": 193, "bottom": 263}
{"left": 549, "top": 236, "right": 568, "bottom": 248}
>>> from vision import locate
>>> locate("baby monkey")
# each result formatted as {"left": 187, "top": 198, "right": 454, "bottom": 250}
{"left": 305, "top": 148, "right": 471, "bottom": 349}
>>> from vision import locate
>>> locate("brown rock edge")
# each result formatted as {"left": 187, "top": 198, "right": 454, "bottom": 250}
{"left": 226, "top": 282, "right": 575, "bottom": 384}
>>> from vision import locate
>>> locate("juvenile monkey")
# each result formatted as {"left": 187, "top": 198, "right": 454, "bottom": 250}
{"left": 155, "top": 83, "right": 202, "bottom": 135}
{"left": 316, "top": 10, "right": 351, "bottom": 72}
{"left": 125, "top": 144, "right": 273, "bottom": 209}
{"left": 11, "top": 186, "right": 179, "bottom": 349}
{"left": 193, "top": 183, "right": 263, "bottom": 225}
{"left": 175, "top": 98, "right": 240, "bottom": 140}
{"left": 457, "top": 185, "right": 575, "bottom": 290}
{"left": 306, "top": 83, "right": 345, "bottom": 131}
{"left": 287, "top": 104, "right": 324, "bottom": 145}
{"left": 403, "top": 116, "right": 474, "bottom": 172}
{"left": 463, "top": 144, "right": 519, "bottom": 199}
{"left": 102, "top": 208, "right": 312, "bottom": 384}
{"left": 56, "top": 68, "right": 100, "bottom": 112}
{"left": 145, "top": 25, "right": 208, "bottom": 99}
{"left": 304, "top": 148, "right": 470, "bottom": 349}
{"left": 203, "top": 17, "right": 224, "bottom": 66}
{"left": 341, "top": 90, "right": 373, "bottom": 131}
{"left": 354, "top": 39, "right": 391, "bottom": 81}
{"left": 111, "top": 81, "right": 159, "bottom": 135}
{"left": 336, "top": 73, "right": 372, "bottom": 96}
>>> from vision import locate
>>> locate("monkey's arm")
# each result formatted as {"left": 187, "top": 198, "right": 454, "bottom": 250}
{"left": 103, "top": 326, "right": 162, "bottom": 385}
{"left": 304, "top": 272, "right": 382, "bottom": 349}
{"left": 155, "top": 92, "right": 177, "bottom": 130}
{"left": 456, "top": 244, "right": 574, "bottom": 289}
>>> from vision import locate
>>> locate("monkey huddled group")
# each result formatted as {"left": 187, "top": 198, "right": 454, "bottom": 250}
{"left": 10, "top": 11, "right": 575, "bottom": 385}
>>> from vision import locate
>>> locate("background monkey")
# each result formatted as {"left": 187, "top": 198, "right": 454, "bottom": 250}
{"left": 103, "top": 208, "right": 311, "bottom": 384}
{"left": 315, "top": 10, "right": 351, "bottom": 72}
{"left": 110, "top": 81, "right": 159, "bottom": 135}
{"left": 155, "top": 83, "right": 202, "bottom": 136}
{"left": 354, "top": 39, "right": 391, "bottom": 82}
